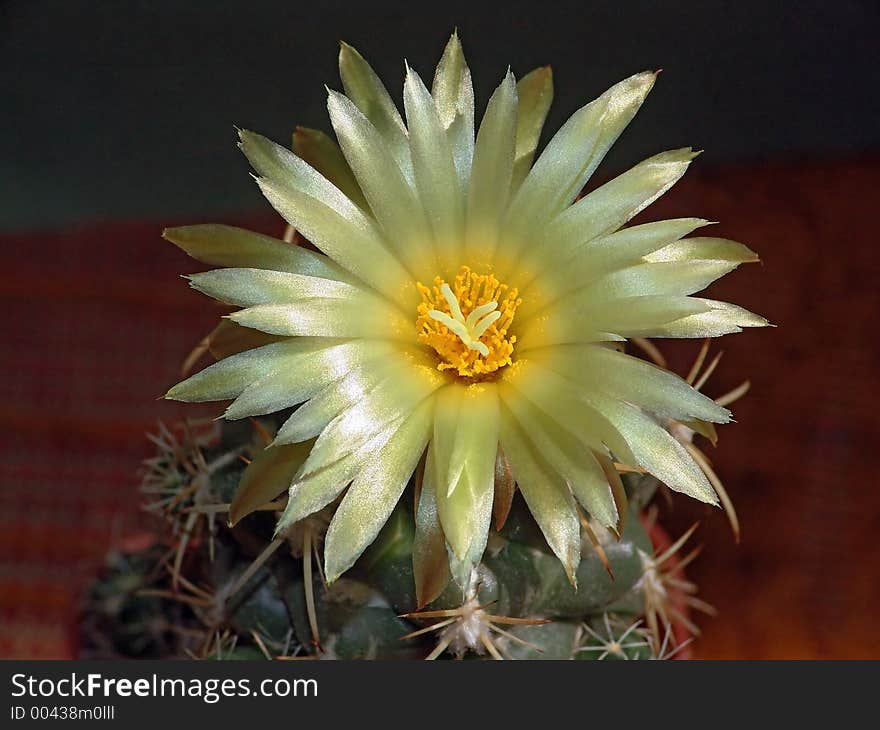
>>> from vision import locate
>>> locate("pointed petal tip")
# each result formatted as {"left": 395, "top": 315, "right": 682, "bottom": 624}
{"left": 699, "top": 485, "right": 720, "bottom": 507}
{"left": 519, "top": 64, "right": 554, "bottom": 87}
{"left": 658, "top": 147, "right": 702, "bottom": 164}
{"left": 630, "top": 69, "right": 659, "bottom": 90}
{"left": 675, "top": 147, "right": 701, "bottom": 162}
{"left": 292, "top": 124, "right": 314, "bottom": 147}
{"left": 338, "top": 39, "right": 355, "bottom": 57}
{"left": 272, "top": 517, "right": 291, "bottom": 540}
{"left": 267, "top": 434, "right": 285, "bottom": 449}
{"left": 323, "top": 555, "right": 346, "bottom": 586}
{"left": 691, "top": 487, "right": 720, "bottom": 507}
{"left": 742, "top": 312, "right": 773, "bottom": 328}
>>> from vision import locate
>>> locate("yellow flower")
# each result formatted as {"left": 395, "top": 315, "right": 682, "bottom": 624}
{"left": 164, "top": 33, "right": 767, "bottom": 593}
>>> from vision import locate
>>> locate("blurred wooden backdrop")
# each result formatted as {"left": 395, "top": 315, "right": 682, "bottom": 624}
{"left": 1, "top": 155, "right": 878, "bottom": 658}
{"left": 650, "top": 156, "right": 880, "bottom": 658}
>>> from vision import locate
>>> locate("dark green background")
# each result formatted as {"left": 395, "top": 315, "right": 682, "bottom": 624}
{"left": 3, "top": 0, "right": 877, "bottom": 231}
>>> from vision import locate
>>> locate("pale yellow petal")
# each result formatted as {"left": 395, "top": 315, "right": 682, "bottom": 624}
{"left": 338, "top": 41, "right": 412, "bottom": 179}
{"left": 239, "top": 130, "right": 412, "bottom": 301}
{"left": 502, "top": 359, "right": 637, "bottom": 465}
{"left": 163, "top": 224, "right": 349, "bottom": 282}
{"left": 465, "top": 71, "right": 517, "bottom": 259}
{"left": 431, "top": 31, "right": 475, "bottom": 186}
{"left": 187, "top": 268, "right": 367, "bottom": 308}
{"left": 433, "top": 384, "right": 498, "bottom": 578}
{"left": 533, "top": 344, "right": 731, "bottom": 423}
{"left": 273, "top": 352, "right": 412, "bottom": 444}
{"left": 511, "top": 66, "right": 553, "bottom": 191}
{"left": 595, "top": 395, "right": 718, "bottom": 504}
{"left": 298, "top": 364, "right": 444, "bottom": 476}
{"left": 534, "top": 148, "right": 698, "bottom": 265}
{"left": 327, "top": 90, "right": 436, "bottom": 279}
{"left": 228, "top": 296, "right": 413, "bottom": 340}
{"left": 165, "top": 339, "right": 341, "bottom": 403}
{"left": 518, "top": 218, "right": 711, "bottom": 313}
{"left": 499, "top": 407, "right": 580, "bottom": 585}
{"left": 640, "top": 298, "right": 769, "bottom": 338}
{"left": 404, "top": 66, "right": 463, "bottom": 266}
{"left": 223, "top": 339, "right": 397, "bottom": 419}
{"left": 542, "top": 259, "right": 740, "bottom": 316}
{"left": 275, "top": 422, "right": 398, "bottom": 534}
{"left": 324, "top": 400, "right": 433, "bottom": 582}
{"left": 517, "top": 296, "right": 709, "bottom": 350}
{"left": 644, "top": 236, "right": 759, "bottom": 264}
{"left": 501, "top": 71, "right": 657, "bottom": 269}
{"left": 500, "top": 383, "right": 617, "bottom": 527}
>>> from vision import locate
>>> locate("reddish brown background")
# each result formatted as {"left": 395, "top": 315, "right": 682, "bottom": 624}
{"left": 1, "top": 155, "right": 878, "bottom": 659}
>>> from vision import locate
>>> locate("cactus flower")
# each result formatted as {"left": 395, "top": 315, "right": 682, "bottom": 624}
{"left": 164, "top": 32, "right": 767, "bottom": 591}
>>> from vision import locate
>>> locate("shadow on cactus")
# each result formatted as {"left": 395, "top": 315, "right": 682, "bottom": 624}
{"left": 82, "top": 30, "right": 768, "bottom": 659}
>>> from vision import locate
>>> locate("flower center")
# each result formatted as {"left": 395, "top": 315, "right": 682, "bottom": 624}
{"left": 416, "top": 266, "right": 521, "bottom": 378}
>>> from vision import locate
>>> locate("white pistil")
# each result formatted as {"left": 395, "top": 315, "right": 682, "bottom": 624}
{"left": 471, "top": 310, "right": 501, "bottom": 338}
{"left": 428, "top": 283, "right": 498, "bottom": 357}
{"left": 464, "top": 301, "right": 498, "bottom": 329}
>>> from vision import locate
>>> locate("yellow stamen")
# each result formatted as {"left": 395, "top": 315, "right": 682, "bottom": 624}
{"left": 416, "top": 266, "right": 521, "bottom": 378}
